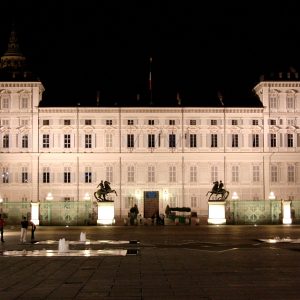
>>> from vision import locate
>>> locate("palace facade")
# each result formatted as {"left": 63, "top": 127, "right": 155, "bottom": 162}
{"left": 1, "top": 29, "right": 300, "bottom": 224}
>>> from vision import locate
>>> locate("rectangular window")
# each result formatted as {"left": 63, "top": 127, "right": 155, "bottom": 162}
{"left": 211, "top": 166, "right": 218, "bottom": 183}
{"left": 169, "top": 120, "right": 175, "bottom": 125}
{"left": 43, "top": 168, "right": 50, "bottom": 183}
{"left": 105, "top": 134, "right": 112, "bottom": 147}
{"left": 148, "top": 120, "right": 154, "bottom": 125}
{"left": 211, "top": 120, "right": 217, "bottom": 125}
{"left": 148, "top": 166, "right": 155, "bottom": 182}
{"left": 191, "top": 196, "right": 197, "bottom": 208}
{"left": 2, "top": 97, "right": 9, "bottom": 109}
{"left": 169, "top": 166, "right": 176, "bottom": 182}
{"left": 106, "top": 120, "right": 112, "bottom": 125}
{"left": 43, "top": 134, "right": 49, "bottom": 148}
{"left": 271, "top": 165, "right": 278, "bottom": 182}
{"left": 148, "top": 134, "right": 155, "bottom": 148}
{"left": 252, "top": 120, "right": 259, "bottom": 125}
{"left": 3, "top": 134, "right": 9, "bottom": 148}
{"left": 211, "top": 134, "right": 218, "bottom": 147}
{"left": 232, "top": 120, "right": 238, "bottom": 125}
{"left": 287, "top": 134, "right": 293, "bottom": 147}
{"left": 106, "top": 166, "right": 113, "bottom": 182}
{"left": 232, "top": 166, "right": 239, "bottom": 183}
{"left": 22, "top": 135, "right": 28, "bottom": 148}
{"left": 287, "top": 96, "right": 294, "bottom": 109}
{"left": 21, "top": 119, "right": 29, "bottom": 126}
{"left": 252, "top": 134, "right": 259, "bottom": 147}
{"left": 2, "top": 168, "right": 8, "bottom": 183}
{"left": 270, "top": 134, "right": 277, "bottom": 147}
{"left": 21, "top": 97, "right": 28, "bottom": 109}
{"left": 64, "top": 134, "right": 71, "bottom": 148}
{"left": 190, "top": 134, "right": 197, "bottom": 148}
{"left": 190, "top": 120, "right": 196, "bottom": 125}
{"left": 128, "top": 166, "right": 134, "bottom": 182}
{"left": 288, "top": 165, "right": 295, "bottom": 182}
{"left": 169, "top": 134, "right": 176, "bottom": 148}
{"left": 64, "top": 120, "right": 71, "bottom": 126}
{"left": 169, "top": 196, "right": 176, "bottom": 208}
{"left": 43, "top": 120, "right": 50, "bottom": 126}
{"left": 270, "top": 119, "right": 276, "bottom": 125}
{"left": 127, "top": 134, "right": 134, "bottom": 148}
{"left": 270, "top": 96, "right": 277, "bottom": 109}
{"left": 85, "top": 134, "right": 92, "bottom": 148}
{"left": 85, "top": 170, "right": 92, "bottom": 183}
{"left": 85, "top": 119, "right": 92, "bottom": 125}
{"left": 22, "top": 168, "right": 28, "bottom": 183}
{"left": 190, "top": 166, "right": 197, "bottom": 182}
{"left": 232, "top": 134, "right": 239, "bottom": 147}
{"left": 128, "top": 120, "right": 134, "bottom": 125}
{"left": 287, "top": 119, "right": 295, "bottom": 126}
{"left": 253, "top": 165, "right": 260, "bottom": 182}
{"left": 64, "top": 168, "right": 71, "bottom": 183}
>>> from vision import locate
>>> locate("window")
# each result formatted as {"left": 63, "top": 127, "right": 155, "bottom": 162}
{"left": 232, "top": 166, "right": 239, "bottom": 183}
{"left": 64, "top": 167, "right": 71, "bottom": 183}
{"left": 169, "top": 134, "right": 176, "bottom": 148}
{"left": 271, "top": 165, "right": 278, "bottom": 182}
{"left": 64, "top": 120, "right": 71, "bottom": 126}
{"left": 128, "top": 166, "right": 135, "bottom": 182}
{"left": 21, "top": 197, "right": 28, "bottom": 209}
{"left": 287, "top": 119, "right": 295, "bottom": 126}
{"left": 190, "top": 166, "right": 197, "bottom": 182}
{"left": 2, "top": 168, "right": 9, "bottom": 183}
{"left": 85, "top": 134, "right": 92, "bottom": 148}
{"left": 3, "top": 134, "right": 9, "bottom": 148}
{"left": 21, "top": 119, "right": 28, "bottom": 126}
{"left": 253, "top": 165, "right": 260, "bottom": 182}
{"left": 270, "top": 119, "right": 276, "bottom": 125}
{"left": 43, "top": 134, "right": 49, "bottom": 148}
{"left": 128, "top": 120, "right": 134, "bottom": 125}
{"left": 106, "top": 166, "right": 113, "bottom": 182}
{"left": 169, "top": 120, "right": 175, "bottom": 125}
{"left": 106, "top": 120, "right": 112, "bottom": 125}
{"left": 190, "top": 134, "right": 197, "bottom": 148}
{"left": 22, "top": 167, "right": 28, "bottom": 183}
{"left": 252, "top": 120, "right": 259, "bottom": 125}
{"left": 148, "top": 134, "right": 155, "bottom": 148}
{"left": 211, "top": 166, "right": 218, "bottom": 183}
{"left": 43, "top": 167, "right": 50, "bottom": 183}
{"left": 127, "top": 134, "right": 134, "bottom": 148}
{"left": 190, "top": 120, "right": 196, "bottom": 125}
{"left": 270, "top": 96, "right": 277, "bottom": 109}
{"left": 148, "top": 166, "right": 155, "bottom": 182}
{"left": 287, "top": 96, "right": 294, "bottom": 109}
{"left": 1, "top": 97, "right": 9, "bottom": 109}
{"left": 211, "top": 134, "right": 218, "bottom": 147}
{"left": 169, "top": 166, "right": 176, "bottom": 182}
{"left": 85, "top": 167, "right": 92, "bottom": 183}
{"left": 211, "top": 120, "right": 217, "bottom": 125}
{"left": 21, "top": 97, "right": 28, "bottom": 109}
{"left": 288, "top": 165, "right": 295, "bottom": 183}
{"left": 191, "top": 196, "right": 197, "bottom": 208}
{"left": 22, "top": 135, "right": 28, "bottom": 148}
{"left": 105, "top": 134, "right": 112, "bottom": 147}
{"left": 270, "top": 134, "right": 276, "bottom": 147}
{"left": 64, "top": 134, "right": 71, "bottom": 148}
{"left": 43, "top": 120, "right": 49, "bottom": 126}
{"left": 2, "top": 120, "right": 9, "bottom": 126}
{"left": 287, "top": 134, "right": 293, "bottom": 147}
{"left": 85, "top": 120, "right": 92, "bottom": 125}
{"left": 148, "top": 120, "right": 154, "bottom": 125}
{"left": 232, "top": 134, "right": 238, "bottom": 147}
{"left": 232, "top": 120, "right": 238, "bottom": 125}
{"left": 252, "top": 134, "right": 259, "bottom": 147}
{"left": 169, "top": 196, "right": 176, "bottom": 207}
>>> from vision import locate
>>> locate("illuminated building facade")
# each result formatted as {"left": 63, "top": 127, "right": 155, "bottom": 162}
{"left": 1, "top": 29, "right": 300, "bottom": 224}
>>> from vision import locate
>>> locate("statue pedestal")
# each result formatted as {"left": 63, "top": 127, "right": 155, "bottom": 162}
{"left": 208, "top": 201, "right": 226, "bottom": 225}
{"left": 282, "top": 200, "right": 292, "bottom": 225}
{"left": 30, "top": 202, "right": 40, "bottom": 225}
{"left": 97, "top": 202, "right": 115, "bottom": 225}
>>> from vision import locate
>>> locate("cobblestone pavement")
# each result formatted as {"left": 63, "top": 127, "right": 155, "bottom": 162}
{"left": 1, "top": 224, "right": 300, "bottom": 299}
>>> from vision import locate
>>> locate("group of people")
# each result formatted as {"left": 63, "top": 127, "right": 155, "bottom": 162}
{"left": 212, "top": 180, "right": 224, "bottom": 193}
{"left": 0, "top": 214, "right": 36, "bottom": 244}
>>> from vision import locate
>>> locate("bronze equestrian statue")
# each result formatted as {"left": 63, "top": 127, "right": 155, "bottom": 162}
{"left": 94, "top": 180, "right": 117, "bottom": 202}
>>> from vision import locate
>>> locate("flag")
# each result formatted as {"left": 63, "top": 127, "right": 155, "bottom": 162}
{"left": 217, "top": 91, "right": 224, "bottom": 106}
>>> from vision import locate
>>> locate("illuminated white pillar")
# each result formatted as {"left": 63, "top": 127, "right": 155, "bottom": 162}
{"left": 97, "top": 202, "right": 115, "bottom": 225}
{"left": 282, "top": 200, "right": 292, "bottom": 225}
{"left": 208, "top": 201, "right": 226, "bottom": 225}
{"left": 31, "top": 202, "right": 40, "bottom": 225}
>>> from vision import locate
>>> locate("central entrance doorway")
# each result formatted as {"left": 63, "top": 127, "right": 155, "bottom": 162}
{"left": 144, "top": 191, "right": 159, "bottom": 218}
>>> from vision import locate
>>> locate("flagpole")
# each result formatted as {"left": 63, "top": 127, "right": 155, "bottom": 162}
{"left": 149, "top": 57, "right": 152, "bottom": 105}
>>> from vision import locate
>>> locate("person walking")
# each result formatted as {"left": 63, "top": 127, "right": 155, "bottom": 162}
{"left": 0, "top": 214, "right": 5, "bottom": 242}
{"left": 20, "top": 216, "right": 29, "bottom": 243}
{"left": 30, "top": 221, "right": 36, "bottom": 242}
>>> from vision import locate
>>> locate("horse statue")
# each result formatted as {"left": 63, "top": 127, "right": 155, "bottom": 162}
{"left": 206, "top": 181, "right": 229, "bottom": 201}
{"left": 94, "top": 180, "right": 118, "bottom": 202}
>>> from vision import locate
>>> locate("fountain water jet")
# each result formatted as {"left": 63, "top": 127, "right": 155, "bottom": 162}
{"left": 80, "top": 232, "right": 86, "bottom": 242}
{"left": 58, "top": 238, "right": 69, "bottom": 253}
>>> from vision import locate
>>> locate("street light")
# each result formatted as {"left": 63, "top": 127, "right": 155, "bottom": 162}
{"left": 269, "top": 191, "right": 276, "bottom": 200}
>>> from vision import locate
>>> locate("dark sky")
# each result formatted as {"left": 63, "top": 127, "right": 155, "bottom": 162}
{"left": 1, "top": 1, "right": 300, "bottom": 107}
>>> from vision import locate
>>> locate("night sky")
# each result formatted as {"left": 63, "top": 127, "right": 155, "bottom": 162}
{"left": 1, "top": 1, "right": 299, "bottom": 107}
